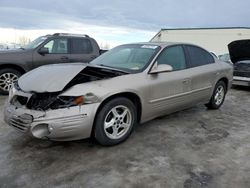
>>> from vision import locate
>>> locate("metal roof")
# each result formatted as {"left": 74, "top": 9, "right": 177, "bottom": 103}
{"left": 160, "top": 27, "right": 250, "bottom": 31}
{"left": 151, "top": 27, "right": 250, "bottom": 41}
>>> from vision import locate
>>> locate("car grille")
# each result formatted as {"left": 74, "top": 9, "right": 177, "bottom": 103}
{"left": 234, "top": 62, "right": 250, "bottom": 78}
{"left": 9, "top": 117, "right": 30, "bottom": 132}
{"left": 8, "top": 114, "right": 33, "bottom": 132}
{"left": 233, "top": 71, "right": 250, "bottom": 78}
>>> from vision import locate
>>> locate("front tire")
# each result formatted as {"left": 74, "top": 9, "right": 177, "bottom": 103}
{"left": 0, "top": 68, "right": 21, "bottom": 95}
{"left": 94, "top": 97, "right": 137, "bottom": 146}
{"left": 205, "top": 81, "right": 226, "bottom": 109}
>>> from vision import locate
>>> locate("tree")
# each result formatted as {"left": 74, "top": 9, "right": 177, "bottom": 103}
{"left": 18, "top": 36, "right": 31, "bottom": 47}
{"left": 99, "top": 42, "right": 111, "bottom": 50}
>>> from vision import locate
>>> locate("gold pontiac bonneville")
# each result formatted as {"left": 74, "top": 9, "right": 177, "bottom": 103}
{"left": 4, "top": 43, "right": 233, "bottom": 145}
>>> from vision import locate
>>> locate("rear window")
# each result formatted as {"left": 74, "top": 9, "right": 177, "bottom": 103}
{"left": 186, "top": 45, "right": 214, "bottom": 67}
{"left": 71, "top": 38, "right": 93, "bottom": 54}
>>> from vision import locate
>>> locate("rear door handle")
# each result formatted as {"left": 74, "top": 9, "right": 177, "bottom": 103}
{"left": 90, "top": 55, "right": 97, "bottom": 60}
{"left": 61, "top": 56, "right": 69, "bottom": 61}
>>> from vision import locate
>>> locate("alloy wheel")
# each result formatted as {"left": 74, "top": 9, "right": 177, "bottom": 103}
{"left": 214, "top": 85, "right": 225, "bottom": 106}
{"left": 104, "top": 105, "right": 132, "bottom": 139}
{"left": 0, "top": 73, "right": 18, "bottom": 92}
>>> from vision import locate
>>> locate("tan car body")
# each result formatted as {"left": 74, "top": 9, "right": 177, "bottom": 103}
{"left": 4, "top": 42, "right": 233, "bottom": 141}
{"left": 64, "top": 43, "right": 233, "bottom": 122}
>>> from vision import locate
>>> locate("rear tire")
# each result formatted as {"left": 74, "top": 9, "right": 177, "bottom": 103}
{"left": 0, "top": 68, "right": 21, "bottom": 95}
{"left": 94, "top": 97, "right": 137, "bottom": 146}
{"left": 205, "top": 81, "right": 226, "bottom": 109}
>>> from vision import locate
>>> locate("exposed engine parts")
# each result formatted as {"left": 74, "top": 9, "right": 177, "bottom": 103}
{"left": 11, "top": 66, "right": 126, "bottom": 111}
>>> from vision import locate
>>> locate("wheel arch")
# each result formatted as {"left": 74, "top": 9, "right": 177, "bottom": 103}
{"left": 217, "top": 77, "right": 229, "bottom": 91}
{"left": 91, "top": 92, "right": 142, "bottom": 137}
{"left": 0, "top": 64, "right": 26, "bottom": 75}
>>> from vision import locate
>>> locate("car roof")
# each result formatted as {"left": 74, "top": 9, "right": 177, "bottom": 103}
{"left": 125, "top": 42, "right": 200, "bottom": 48}
{"left": 43, "top": 33, "right": 91, "bottom": 39}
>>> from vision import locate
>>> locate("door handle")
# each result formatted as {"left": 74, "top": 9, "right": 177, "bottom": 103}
{"left": 182, "top": 78, "right": 191, "bottom": 84}
{"left": 90, "top": 55, "right": 97, "bottom": 60}
{"left": 61, "top": 56, "right": 69, "bottom": 61}
{"left": 214, "top": 72, "right": 220, "bottom": 76}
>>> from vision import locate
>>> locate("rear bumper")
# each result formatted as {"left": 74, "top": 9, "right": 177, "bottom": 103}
{"left": 233, "top": 76, "right": 250, "bottom": 86}
{"left": 4, "top": 102, "right": 100, "bottom": 141}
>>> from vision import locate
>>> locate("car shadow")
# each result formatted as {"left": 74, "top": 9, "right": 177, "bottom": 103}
{"left": 231, "top": 85, "right": 250, "bottom": 91}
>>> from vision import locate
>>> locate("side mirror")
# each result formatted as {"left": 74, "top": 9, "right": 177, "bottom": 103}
{"left": 38, "top": 47, "right": 49, "bottom": 55}
{"left": 149, "top": 64, "right": 173, "bottom": 74}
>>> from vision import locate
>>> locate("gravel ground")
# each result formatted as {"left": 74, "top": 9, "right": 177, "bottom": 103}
{"left": 0, "top": 86, "right": 249, "bottom": 188}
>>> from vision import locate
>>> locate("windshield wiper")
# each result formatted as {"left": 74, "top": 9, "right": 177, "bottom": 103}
{"left": 97, "top": 64, "right": 129, "bottom": 74}
{"left": 98, "top": 64, "right": 115, "bottom": 69}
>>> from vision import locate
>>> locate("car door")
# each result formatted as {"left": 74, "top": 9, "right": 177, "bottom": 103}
{"left": 184, "top": 45, "right": 220, "bottom": 103}
{"left": 32, "top": 37, "right": 70, "bottom": 68}
{"left": 69, "top": 38, "right": 97, "bottom": 63}
{"left": 146, "top": 45, "right": 193, "bottom": 118}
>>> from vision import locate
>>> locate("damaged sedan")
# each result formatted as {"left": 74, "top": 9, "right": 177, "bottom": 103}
{"left": 228, "top": 39, "right": 250, "bottom": 86}
{"left": 4, "top": 43, "right": 233, "bottom": 145}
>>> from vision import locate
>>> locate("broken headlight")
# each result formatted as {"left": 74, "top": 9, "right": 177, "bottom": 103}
{"left": 26, "top": 92, "right": 98, "bottom": 110}
{"left": 53, "top": 96, "right": 83, "bottom": 109}
{"left": 51, "top": 93, "right": 98, "bottom": 109}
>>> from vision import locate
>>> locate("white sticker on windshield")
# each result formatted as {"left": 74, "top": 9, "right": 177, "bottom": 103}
{"left": 141, "top": 45, "right": 158, "bottom": 49}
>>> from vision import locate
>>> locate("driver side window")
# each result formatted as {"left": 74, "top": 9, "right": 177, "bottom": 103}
{"left": 156, "top": 45, "right": 186, "bottom": 71}
{"left": 43, "top": 38, "right": 68, "bottom": 54}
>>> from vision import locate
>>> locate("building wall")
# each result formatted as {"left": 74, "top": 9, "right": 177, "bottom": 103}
{"left": 151, "top": 28, "right": 250, "bottom": 55}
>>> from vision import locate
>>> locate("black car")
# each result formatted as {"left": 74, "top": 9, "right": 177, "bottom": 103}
{"left": 0, "top": 33, "right": 104, "bottom": 94}
{"left": 228, "top": 40, "right": 250, "bottom": 86}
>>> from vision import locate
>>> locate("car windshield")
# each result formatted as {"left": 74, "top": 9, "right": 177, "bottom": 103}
{"left": 24, "top": 36, "right": 48, "bottom": 49}
{"left": 90, "top": 44, "right": 160, "bottom": 73}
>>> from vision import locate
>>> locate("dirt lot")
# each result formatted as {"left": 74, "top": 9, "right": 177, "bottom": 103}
{"left": 0, "top": 87, "right": 249, "bottom": 188}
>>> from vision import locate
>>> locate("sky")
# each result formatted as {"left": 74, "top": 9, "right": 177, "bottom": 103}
{"left": 0, "top": 0, "right": 250, "bottom": 48}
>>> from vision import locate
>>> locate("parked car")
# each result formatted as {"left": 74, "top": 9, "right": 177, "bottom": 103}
{"left": 0, "top": 33, "right": 104, "bottom": 94}
{"left": 228, "top": 40, "right": 250, "bottom": 86}
{"left": 218, "top": 53, "right": 232, "bottom": 64}
{"left": 4, "top": 42, "right": 233, "bottom": 145}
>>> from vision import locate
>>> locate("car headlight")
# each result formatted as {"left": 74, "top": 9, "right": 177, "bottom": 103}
{"left": 51, "top": 93, "right": 98, "bottom": 109}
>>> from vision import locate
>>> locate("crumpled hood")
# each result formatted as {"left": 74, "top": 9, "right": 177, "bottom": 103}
{"left": 228, "top": 40, "right": 250, "bottom": 63}
{"left": 18, "top": 63, "right": 127, "bottom": 93}
{"left": 18, "top": 63, "right": 87, "bottom": 93}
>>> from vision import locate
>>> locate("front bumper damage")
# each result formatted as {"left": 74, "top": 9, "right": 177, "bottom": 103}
{"left": 4, "top": 87, "right": 100, "bottom": 141}
{"left": 3, "top": 63, "right": 127, "bottom": 141}
{"left": 4, "top": 102, "right": 99, "bottom": 141}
